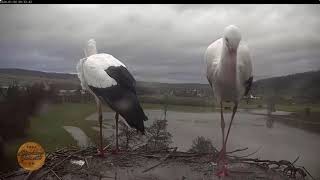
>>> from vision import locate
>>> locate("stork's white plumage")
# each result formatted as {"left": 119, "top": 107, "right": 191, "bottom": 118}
{"left": 205, "top": 25, "right": 253, "bottom": 176}
{"left": 77, "top": 39, "right": 147, "bottom": 156}
{"left": 79, "top": 54, "right": 126, "bottom": 88}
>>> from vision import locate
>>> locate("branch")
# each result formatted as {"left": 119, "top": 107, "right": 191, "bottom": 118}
{"left": 50, "top": 169, "right": 62, "bottom": 180}
{"left": 292, "top": 156, "right": 300, "bottom": 164}
{"left": 300, "top": 166, "right": 316, "bottom": 180}
{"left": 23, "top": 171, "right": 33, "bottom": 180}
{"left": 230, "top": 146, "right": 261, "bottom": 159}
{"left": 142, "top": 147, "right": 178, "bottom": 173}
{"left": 226, "top": 147, "right": 248, "bottom": 154}
{"left": 37, "top": 149, "right": 85, "bottom": 179}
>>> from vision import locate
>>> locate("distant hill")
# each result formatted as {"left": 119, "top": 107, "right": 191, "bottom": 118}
{"left": 0, "top": 68, "right": 319, "bottom": 102}
{"left": 251, "top": 70, "right": 320, "bottom": 102}
{"left": 0, "top": 68, "right": 76, "bottom": 79}
{"left": 0, "top": 68, "right": 79, "bottom": 90}
{"left": 0, "top": 68, "right": 213, "bottom": 97}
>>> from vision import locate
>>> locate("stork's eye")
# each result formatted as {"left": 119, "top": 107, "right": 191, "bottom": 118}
{"left": 225, "top": 38, "right": 229, "bottom": 43}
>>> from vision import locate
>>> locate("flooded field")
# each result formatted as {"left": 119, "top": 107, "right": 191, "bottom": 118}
{"left": 76, "top": 108, "right": 320, "bottom": 178}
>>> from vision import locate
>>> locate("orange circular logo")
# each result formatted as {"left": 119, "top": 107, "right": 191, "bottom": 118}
{"left": 17, "top": 142, "right": 46, "bottom": 171}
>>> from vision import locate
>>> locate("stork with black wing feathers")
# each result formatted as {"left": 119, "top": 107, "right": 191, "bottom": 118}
{"left": 77, "top": 39, "right": 148, "bottom": 156}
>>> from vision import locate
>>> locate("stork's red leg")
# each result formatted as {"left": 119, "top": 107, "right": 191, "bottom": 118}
{"left": 216, "top": 102, "right": 238, "bottom": 177}
{"left": 224, "top": 103, "right": 238, "bottom": 149}
{"left": 217, "top": 101, "right": 225, "bottom": 162}
{"left": 216, "top": 101, "right": 228, "bottom": 177}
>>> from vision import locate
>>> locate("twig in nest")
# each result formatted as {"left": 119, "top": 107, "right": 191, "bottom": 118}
{"left": 292, "top": 156, "right": 300, "bottom": 164}
{"left": 229, "top": 170, "right": 254, "bottom": 174}
{"left": 230, "top": 146, "right": 261, "bottom": 159}
{"left": 142, "top": 147, "right": 178, "bottom": 173}
{"left": 226, "top": 147, "right": 248, "bottom": 154}
{"left": 50, "top": 169, "right": 62, "bottom": 180}
{"left": 37, "top": 149, "right": 85, "bottom": 179}
{"left": 131, "top": 142, "right": 147, "bottom": 151}
{"left": 69, "top": 170, "right": 114, "bottom": 179}
{"left": 23, "top": 171, "right": 33, "bottom": 180}
{"left": 165, "top": 152, "right": 205, "bottom": 158}
{"left": 84, "top": 157, "right": 89, "bottom": 169}
{"left": 141, "top": 154, "right": 162, "bottom": 159}
{"left": 51, "top": 149, "right": 85, "bottom": 170}
{"left": 144, "top": 147, "right": 177, "bottom": 153}
{"left": 56, "top": 147, "right": 68, "bottom": 153}
{"left": 103, "top": 144, "right": 112, "bottom": 151}
{"left": 3, "top": 169, "right": 28, "bottom": 179}
{"left": 300, "top": 166, "right": 316, "bottom": 180}
{"left": 236, "top": 157, "right": 310, "bottom": 179}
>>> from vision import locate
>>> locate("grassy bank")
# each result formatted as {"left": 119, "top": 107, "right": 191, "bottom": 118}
{"left": 2, "top": 103, "right": 103, "bottom": 172}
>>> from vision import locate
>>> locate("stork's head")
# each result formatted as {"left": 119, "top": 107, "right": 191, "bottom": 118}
{"left": 85, "top": 38, "right": 97, "bottom": 57}
{"left": 223, "top": 25, "right": 242, "bottom": 53}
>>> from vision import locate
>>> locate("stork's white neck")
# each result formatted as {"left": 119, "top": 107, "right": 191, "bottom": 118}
{"left": 219, "top": 42, "right": 237, "bottom": 83}
{"left": 85, "top": 39, "right": 98, "bottom": 57}
{"left": 86, "top": 46, "right": 97, "bottom": 57}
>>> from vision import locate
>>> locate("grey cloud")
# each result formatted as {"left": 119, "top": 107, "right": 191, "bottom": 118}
{"left": 0, "top": 4, "right": 319, "bottom": 83}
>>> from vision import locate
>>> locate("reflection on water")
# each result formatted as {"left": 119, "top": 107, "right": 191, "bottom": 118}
{"left": 266, "top": 116, "right": 274, "bottom": 128}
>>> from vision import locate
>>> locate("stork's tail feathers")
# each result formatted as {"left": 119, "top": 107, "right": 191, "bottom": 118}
{"left": 85, "top": 38, "right": 98, "bottom": 57}
{"left": 128, "top": 114, "right": 147, "bottom": 134}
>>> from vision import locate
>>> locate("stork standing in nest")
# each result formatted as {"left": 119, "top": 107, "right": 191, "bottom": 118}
{"left": 77, "top": 39, "right": 148, "bottom": 156}
{"left": 205, "top": 25, "right": 253, "bottom": 176}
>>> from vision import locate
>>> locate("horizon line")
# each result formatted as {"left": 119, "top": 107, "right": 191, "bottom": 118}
{"left": 0, "top": 67, "right": 319, "bottom": 84}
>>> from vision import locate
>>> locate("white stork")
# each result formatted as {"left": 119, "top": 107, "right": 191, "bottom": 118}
{"left": 76, "top": 39, "right": 148, "bottom": 156}
{"left": 205, "top": 25, "right": 253, "bottom": 176}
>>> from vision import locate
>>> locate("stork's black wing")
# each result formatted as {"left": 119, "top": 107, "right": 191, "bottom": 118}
{"left": 105, "top": 66, "right": 136, "bottom": 94}
{"left": 89, "top": 65, "right": 147, "bottom": 134}
{"left": 244, "top": 76, "right": 253, "bottom": 96}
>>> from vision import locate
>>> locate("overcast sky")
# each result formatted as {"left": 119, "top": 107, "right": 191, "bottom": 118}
{"left": 0, "top": 4, "right": 319, "bottom": 83}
